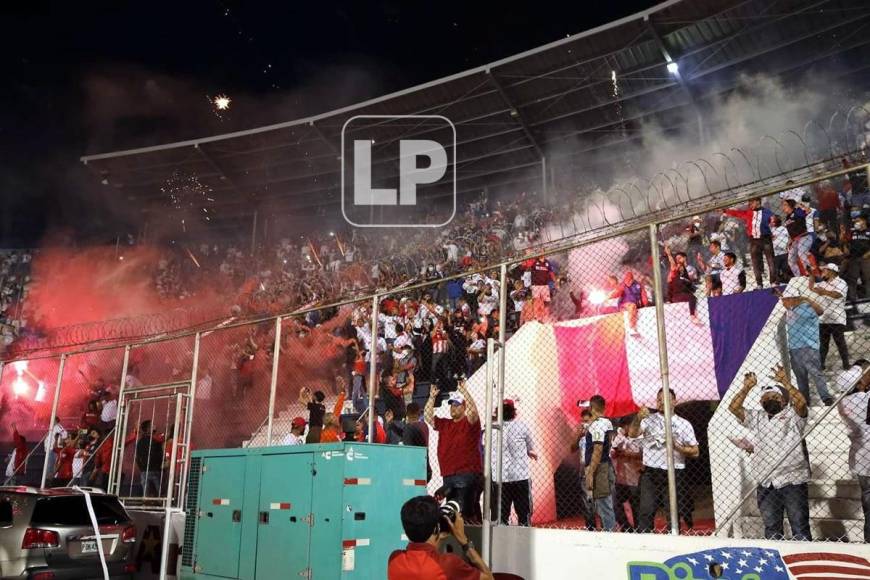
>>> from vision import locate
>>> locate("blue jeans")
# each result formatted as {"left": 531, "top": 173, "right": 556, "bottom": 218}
{"left": 591, "top": 465, "right": 616, "bottom": 531}
{"left": 789, "top": 347, "right": 831, "bottom": 402}
{"left": 443, "top": 472, "right": 482, "bottom": 522}
{"left": 351, "top": 375, "right": 367, "bottom": 414}
{"left": 756, "top": 483, "right": 812, "bottom": 540}
{"left": 787, "top": 235, "right": 813, "bottom": 276}
{"left": 860, "top": 475, "right": 870, "bottom": 543}
{"left": 140, "top": 471, "right": 162, "bottom": 497}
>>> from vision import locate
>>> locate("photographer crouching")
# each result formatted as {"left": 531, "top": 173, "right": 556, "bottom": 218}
{"left": 388, "top": 496, "right": 493, "bottom": 580}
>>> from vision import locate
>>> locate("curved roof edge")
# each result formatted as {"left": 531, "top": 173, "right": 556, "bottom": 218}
{"left": 80, "top": 0, "right": 683, "bottom": 163}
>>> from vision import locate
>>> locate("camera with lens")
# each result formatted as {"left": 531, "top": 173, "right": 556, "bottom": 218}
{"left": 439, "top": 500, "right": 461, "bottom": 534}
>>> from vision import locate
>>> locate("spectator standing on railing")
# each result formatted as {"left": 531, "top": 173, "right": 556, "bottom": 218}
{"left": 612, "top": 417, "right": 642, "bottom": 533}
{"left": 664, "top": 246, "right": 701, "bottom": 324}
{"left": 771, "top": 215, "right": 793, "bottom": 283}
{"left": 490, "top": 399, "right": 536, "bottom": 526}
{"left": 780, "top": 286, "right": 833, "bottom": 406}
{"left": 783, "top": 198, "right": 817, "bottom": 277}
{"left": 629, "top": 388, "right": 699, "bottom": 533}
{"left": 728, "top": 366, "right": 812, "bottom": 541}
{"left": 528, "top": 256, "right": 556, "bottom": 321}
{"left": 809, "top": 264, "right": 850, "bottom": 371}
{"left": 837, "top": 359, "right": 870, "bottom": 542}
{"left": 583, "top": 395, "right": 616, "bottom": 531}
{"left": 424, "top": 381, "right": 483, "bottom": 523}
{"left": 611, "top": 271, "right": 648, "bottom": 336}
{"left": 723, "top": 198, "right": 777, "bottom": 288}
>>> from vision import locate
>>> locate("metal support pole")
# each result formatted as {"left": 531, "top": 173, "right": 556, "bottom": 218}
{"left": 495, "top": 263, "right": 508, "bottom": 527}
{"left": 41, "top": 354, "right": 67, "bottom": 488}
{"left": 367, "top": 294, "right": 379, "bottom": 442}
{"left": 109, "top": 345, "right": 132, "bottom": 495}
{"left": 481, "top": 338, "right": 496, "bottom": 564}
{"left": 250, "top": 209, "right": 258, "bottom": 257}
{"left": 541, "top": 156, "right": 548, "bottom": 201}
{"left": 178, "top": 333, "right": 201, "bottom": 508}
{"left": 159, "top": 393, "right": 185, "bottom": 580}
{"left": 265, "top": 317, "right": 282, "bottom": 446}
{"left": 648, "top": 223, "right": 680, "bottom": 535}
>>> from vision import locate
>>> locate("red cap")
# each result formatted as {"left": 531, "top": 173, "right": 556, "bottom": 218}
{"left": 291, "top": 417, "right": 307, "bottom": 429}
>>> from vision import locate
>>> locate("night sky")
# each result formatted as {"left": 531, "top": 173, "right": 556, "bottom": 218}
{"left": 0, "top": 1, "right": 657, "bottom": 247}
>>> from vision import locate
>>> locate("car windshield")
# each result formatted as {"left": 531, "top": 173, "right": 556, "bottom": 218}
{"left": 30, "top": 496, "right": 128, "bottom": 526}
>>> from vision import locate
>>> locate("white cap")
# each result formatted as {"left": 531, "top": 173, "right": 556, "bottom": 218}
{"left": 447, "top": 392, "right": 465, "bottom": 406}
{"left": 822, "top": 263, "right": 839, "bottom": 273}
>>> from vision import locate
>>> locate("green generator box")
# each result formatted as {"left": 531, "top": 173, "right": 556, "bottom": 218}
{"left": 180, "top": 443, "right": 428, "bottom": 580}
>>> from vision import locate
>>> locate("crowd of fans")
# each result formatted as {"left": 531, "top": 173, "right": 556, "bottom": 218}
{"left": 3, "top": 164, "right": 869, "bottom": 544}
{"left": 0, "top": 251, "right": 33, "bottom": 349}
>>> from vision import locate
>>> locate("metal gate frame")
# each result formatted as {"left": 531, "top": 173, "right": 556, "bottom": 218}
{"left": 108, "top": 333, "right": 201, "bottom": 511}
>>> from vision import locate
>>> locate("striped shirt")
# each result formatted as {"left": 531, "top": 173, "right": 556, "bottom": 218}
{"left": 431, "top": 330, "right": 450, "bottom": 354}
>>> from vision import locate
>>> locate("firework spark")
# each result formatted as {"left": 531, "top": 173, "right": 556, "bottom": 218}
{"left": 213, "top": 94, "right": 231, "bottom": 111}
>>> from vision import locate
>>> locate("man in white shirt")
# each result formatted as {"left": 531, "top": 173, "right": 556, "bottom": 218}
{"left": 837, "top": 359, "right": 870, "bottom": 542}
{"left": 719, "top": 252, "right": 746, "bottom": 295}
{"left": 629, "top": 388, "right": 699, "bottom": 533}
{"left": 771, "top": 215, "right": 791, "bottom": 283}
{"left": 490, "top": 400, "right": 536, "bottom": 526}
{"left": 728, "top": 365, "right": 812, "bottom": 540}
{"left": 44, "top": 417, "right": 68, "bottom": 481}
{"left": 100, "top": 391, "right": 118, "bottom": 428}
{"left": 810, "top": 263, "right": 850, "bottom": 370}
{"left": 281, "top": 417, "right": 307, "bottom": 446}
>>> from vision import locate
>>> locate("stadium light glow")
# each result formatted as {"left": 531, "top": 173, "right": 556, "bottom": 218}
{"left": 12, "top": 377, "right": 29, "bottom": 397}
{"left": 12, "top": 360, "right": 28, "bottom": 375}
{"left": 666, "top": 61, "right": 679, "bottom": 75}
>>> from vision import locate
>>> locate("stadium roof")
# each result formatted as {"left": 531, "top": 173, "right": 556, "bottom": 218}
{"left": 81, "top": 0, "right": 870, "bottom": 226}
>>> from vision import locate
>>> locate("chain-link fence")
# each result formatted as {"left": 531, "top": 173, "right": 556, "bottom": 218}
{"left": 1, "top": 162, "right": 868, "bottom": 546}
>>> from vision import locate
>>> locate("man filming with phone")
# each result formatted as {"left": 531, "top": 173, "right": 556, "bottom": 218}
{"left": 388, "top": 495, "right": 493, "bottom": 580}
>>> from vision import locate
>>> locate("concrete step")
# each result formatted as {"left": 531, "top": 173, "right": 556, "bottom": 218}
{"left": 738, "top": 515, "right": 864, "bottom": 543}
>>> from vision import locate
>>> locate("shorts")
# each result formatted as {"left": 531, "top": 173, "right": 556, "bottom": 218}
{"left": 531, "top": 285, "right": 551, "bottom": 303}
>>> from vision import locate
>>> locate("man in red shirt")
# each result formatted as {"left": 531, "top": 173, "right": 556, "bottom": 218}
{"left": 388, "top": 496, "right": 492, "bottom": 580}
{"left": 424, "top": 379, "right": 483, "bottom": 523}
{"left": 7, "top": 423, "right": 28, "bottom": 484}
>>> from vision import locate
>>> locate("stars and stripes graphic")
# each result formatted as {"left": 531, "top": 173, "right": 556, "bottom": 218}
{"left": 662, "top": 547, "right": 870, "bottom": 579}
{"left": 782, "top": 552, "right": 870, "bottom": 579}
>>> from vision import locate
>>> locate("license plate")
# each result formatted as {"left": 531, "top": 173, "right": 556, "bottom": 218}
{"left": 81, "top": 540, "right": 98, "bottom": 554}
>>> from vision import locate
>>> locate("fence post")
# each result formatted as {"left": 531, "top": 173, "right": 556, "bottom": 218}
{"left": 495, "top": 263, "right": 508, "bottom": 527}
{"left": 179, "top": 332, "right": 201, "bottom": 507}
{"left": 481, "top": 338, "right": 496, "bottom": 564}
{"left": 266, "top": 317, "right": 282, "bottom": 446}
{"left": 159, "top": 392, "right": 186, "bottom": 580}
{"left": 41, "top": 354, "right": 67, "bottom": 489}
{"left": 109, "top": 345, "right": 132, "bottom": 495}
{"left": 367, "top": 294, "right": 379, "bottom": 442}
{"left": 648, "top": 223, "right": 680, "bottom": 535}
